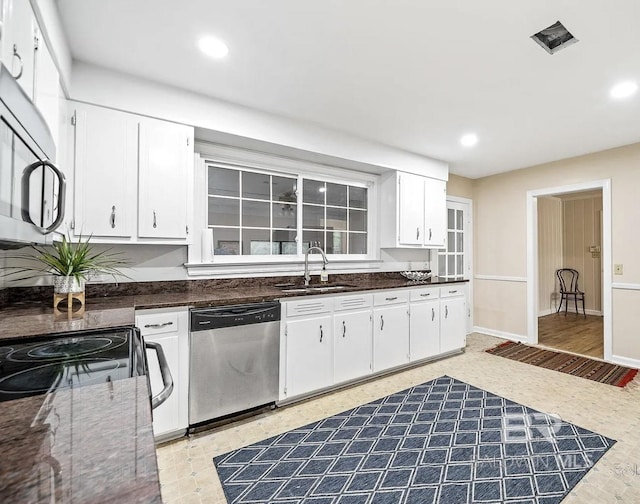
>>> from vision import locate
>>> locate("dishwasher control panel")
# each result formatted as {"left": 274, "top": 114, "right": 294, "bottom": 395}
{"left": 190, "top": 301, "right": 281, "bottom": 331}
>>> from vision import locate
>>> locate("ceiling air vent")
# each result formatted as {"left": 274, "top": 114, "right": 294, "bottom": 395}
{"left": 531, "top": 21, "right": 578, "bottom": 55}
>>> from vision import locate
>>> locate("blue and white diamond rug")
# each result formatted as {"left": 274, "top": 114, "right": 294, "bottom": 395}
{"left": 214, "top": 376, "right": 615, "bottom": 503}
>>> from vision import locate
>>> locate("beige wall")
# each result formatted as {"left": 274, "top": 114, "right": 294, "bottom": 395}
{"left": 562, "top": 194, "right": 602, "bottom": 313}
{"left": 537, "top": 197, "right": 563, "bottom": 315}
{"left": 473, "top": 142, "right": 640, "bottom": 361}
{"left": 447, "top": 174, "right": 474, "bottom": 199}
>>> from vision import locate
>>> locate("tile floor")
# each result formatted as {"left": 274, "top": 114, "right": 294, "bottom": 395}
{"left": 155, "top": 333, "right": 640, "bottom": 503}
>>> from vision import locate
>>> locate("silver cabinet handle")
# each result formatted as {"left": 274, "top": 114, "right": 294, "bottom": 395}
{"left": 153, "top": 210, "right": 157, "bottom": 228}
{"left": 12, "top": 44, "right": 23, "bottom": 80}
{"left": 385, "top": 296, "right": 398, "bottom": 301}
{"left": 145, "top": 341, "right": 174, "bottom": 410}
{"left": 420, "top": 293, "right": 431, "bottom": 297}
{"left": 432, "top": 307, "right": 435, "bottom": 321}
{"left": 416, "top": 227, "right": 420, "bottom": 240}
{"left": 144, "top": 321, "right": 174, "bottom": 329}
{"left": 319, "top": 324, "right": 323, "bottom": 343}
{"left": 449, "top": 290, "right": 458, "bottom": 294}
{"left": 445, "top": 305, "right": 449, "bottom": 318}
{"left": 110, "top": 206, "right": 116, "bottom": 228}
{"left": 380, "top": 315, "right": 384, "bottom": 331}
{"left": 342, "top": 320, "right": 346, "bottom": 338}
{"left": 429, "top": 228, "right": 432, "bottom": 240}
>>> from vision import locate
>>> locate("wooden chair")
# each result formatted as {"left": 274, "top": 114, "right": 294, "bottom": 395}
{"left": 556, "top": 268, "right": 586, "bottom": 318}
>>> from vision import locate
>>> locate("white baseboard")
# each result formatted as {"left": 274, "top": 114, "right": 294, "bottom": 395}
{"left": 610, "top": 355, "right": 640, "bottom": 369}
{"left": 473, "top": 326, "right": 528, "bottom": 343}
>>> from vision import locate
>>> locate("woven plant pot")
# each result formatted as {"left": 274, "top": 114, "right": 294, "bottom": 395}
{"left": 52, "top": 276, "right": 85, "bottom": 294}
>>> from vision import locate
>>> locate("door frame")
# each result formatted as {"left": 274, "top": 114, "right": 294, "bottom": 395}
{"left": 526, "top": 179, "right": 612, "bottom": 361}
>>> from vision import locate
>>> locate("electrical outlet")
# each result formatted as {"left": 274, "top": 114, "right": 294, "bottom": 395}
{"left": 614, "top": 264, "right": 623, "bottom": 275}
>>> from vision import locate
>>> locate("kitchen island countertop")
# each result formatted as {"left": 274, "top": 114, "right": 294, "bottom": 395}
{"left": 0, "top": 376, "right": 161, "bottom": 504}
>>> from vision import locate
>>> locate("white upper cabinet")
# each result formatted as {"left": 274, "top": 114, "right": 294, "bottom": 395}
{"left": 70, "top": 101, "right": 194, "bottom": 242}
{"left": 138, "top": 118, "right": 193, "bottom": 239}
{"left": 1, "top": 0, "right": 37, "bottom": 98}
{"left": 423, "top": 177, "right": 446, "bottom": 247}
{"left": 380, "top": 171, "right": 447, "bottom": 249}
{"left": 398, "top": 172, "right": 424, "bottom": 246}
{"left": 72, "top": 102, "right": 138, "bottom": 238}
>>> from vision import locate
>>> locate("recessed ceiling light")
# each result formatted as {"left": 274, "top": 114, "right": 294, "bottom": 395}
{"left": 198, "top": 36, "right": 229, "bottom": 59}
{"left": 610, "top": 81, "right": 638, "bottom": 99}
{"left": 460, "top": 133, "right": 478, "bottom": 147}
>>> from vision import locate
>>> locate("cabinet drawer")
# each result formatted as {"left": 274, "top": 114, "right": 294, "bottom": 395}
{"left": 439, "top": 285, "right": 465, "bottom": 298}
{"left": 373, "top": 290, "right": 409, "bottom": 306}
{"left": 285, "top": 298, "right": 333, "bottom": 317}
{"left": 409, "top": 287, "right": 439, "bottom": 302}
{"left": 334, "top": 293, "right": 373, "bottom": 311}
{"left": 136, "top": 311, "right": 180, "bottom": 336}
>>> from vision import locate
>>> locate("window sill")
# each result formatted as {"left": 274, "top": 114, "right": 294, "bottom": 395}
{"left": 184, "top": 258, "right": 383, "bottom": 278}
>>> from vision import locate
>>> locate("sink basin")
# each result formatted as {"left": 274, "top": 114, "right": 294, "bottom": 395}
{"left": 279, "top": 284, "right": 353, "bottom": 294}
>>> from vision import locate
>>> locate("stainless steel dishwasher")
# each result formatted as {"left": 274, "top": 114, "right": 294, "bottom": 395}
{"left": 189, "top": 301, "right": 280, "bottom": 425}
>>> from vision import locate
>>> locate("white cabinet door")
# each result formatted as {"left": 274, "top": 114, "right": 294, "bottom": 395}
{"left": 334, "top": 309, "right": 372, "bottom": 384}
{"left": 138, "top": 118, "right": 193, "bottom": 239}
{"left": 440, "top": 296, "right": 467, "bottom": 354}
{"left": 145, "top": 334, "right": 181, "bottom": 437}
{"left": 410, "top": 299, "right": 440, "bottom": 361}
{"left": 398, "top": 172, "right": 424, "bottom": 246}
{"left": 285, "top": 315, "right": 333, "bottom": 398}
{"left": 1, "top": 0, "right": 37, "bottom": 98}
{"left": 137, "top": 308, "right": 189, "bottom": 440}
{"left": 423, "top": 178, "right": 447, "bottom": 247}
{"left": 72, "top": 103, "right": 137, "bottom": 238}
{"left": 373, "top": 304, "right": 409, "bottom": 372}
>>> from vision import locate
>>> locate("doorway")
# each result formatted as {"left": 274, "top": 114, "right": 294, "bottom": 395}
{"left": 526, "top": 180, "right": 612, "bottom": 362}
{"left": 537, "top": 191, "right": 603, "bottom": 358}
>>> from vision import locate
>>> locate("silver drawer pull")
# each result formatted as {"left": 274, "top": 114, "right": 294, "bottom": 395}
{"left": 385, "top": 296, "right": 398, "bottom": 301}
{"left": 449, "top": 290, "right": 458, "bottom": 294}
{"left": 432, "top": 308, "right": 435, "bottom": 321}
{"left": 319, "top": 324, "right": 324, "bottom": 342}
{"left": 144, "top": 321, "right": 174, "bottom": 329}
{"left": 420, "top": 293, "right": 431, "bottom": 297}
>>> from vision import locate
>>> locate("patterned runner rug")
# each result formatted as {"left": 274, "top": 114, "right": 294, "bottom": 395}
{"left": 486, "top": 341, "right": 638, "bottom": 387}
{"left": 214, "top": 376, "right": 615, "bottom": 503}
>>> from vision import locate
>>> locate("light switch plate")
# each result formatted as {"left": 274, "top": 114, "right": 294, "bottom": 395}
{"left": 614, "top": 264, "right": 623, "bottom": 275}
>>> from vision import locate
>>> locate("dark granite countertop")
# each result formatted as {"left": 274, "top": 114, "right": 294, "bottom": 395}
{"left": 0, "top": 376, "right": 161, "bottom": 504}
{"left": 1, "top": 275, "right": 468, "bottom": 340}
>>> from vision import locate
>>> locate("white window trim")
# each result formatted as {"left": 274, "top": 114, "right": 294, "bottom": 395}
{"left": 187, "top": 143, "right": 380, "bottom": 276}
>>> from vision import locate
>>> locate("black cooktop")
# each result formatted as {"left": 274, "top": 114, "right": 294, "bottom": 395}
{"left": 0, "top": 327, "right": 145, "bottom": 402}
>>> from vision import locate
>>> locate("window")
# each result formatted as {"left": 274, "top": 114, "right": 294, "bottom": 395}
{"left": 302, "top": 179, "right": 367, "bottom": 255}
{"left": 207, "top": 165, "right": 369, "bottom": 258}
{"left": 438, "top": 204, "right": 465, "bottom": 279}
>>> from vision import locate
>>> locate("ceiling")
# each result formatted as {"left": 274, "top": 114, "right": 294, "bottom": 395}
{"left": 56, "top": 0, "right": 640, "bottom": 178}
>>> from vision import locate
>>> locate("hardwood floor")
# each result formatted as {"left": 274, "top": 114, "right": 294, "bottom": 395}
{"left": 538, "top": 312, "right": 604, "bottom": 358}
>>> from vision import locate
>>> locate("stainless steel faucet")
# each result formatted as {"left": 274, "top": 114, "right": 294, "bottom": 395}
{"left": 304, "top": 246, "right": 328, "bottom": 286}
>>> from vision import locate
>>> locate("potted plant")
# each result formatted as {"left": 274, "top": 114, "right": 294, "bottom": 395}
{"left": 4, "top": 234, "right": 129, "bottom": 295}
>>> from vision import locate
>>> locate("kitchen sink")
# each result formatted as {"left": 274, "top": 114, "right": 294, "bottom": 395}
{"left": 279, "top": 284, "right": 354, "bottom": 294}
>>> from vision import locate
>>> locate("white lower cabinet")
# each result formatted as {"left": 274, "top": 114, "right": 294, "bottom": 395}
{"left": 136, "top": 307, "right": 189, "bottom": 441}
{"left": 280, "top": 283, "right": 466, "bottom": 402}
{"left": 334, "top": 309, "right": 372, "bottom": 384}
{"left": 410, "top": 298, "right": 441, "bottom": 361}
{"left": 373, "top": 304, "right": 410, "bottom": 371}
{"left": 285, "top": 314, "right": 333, "bottom": 398}
{"left": 440, "top": 288, "right": 467, "bottom": 354}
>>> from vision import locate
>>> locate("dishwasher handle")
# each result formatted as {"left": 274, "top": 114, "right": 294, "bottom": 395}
{"left": 145, "top": 341, "right": 174, "bottom": 410}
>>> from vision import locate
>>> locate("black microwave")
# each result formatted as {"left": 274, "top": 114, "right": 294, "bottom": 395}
{"left": 0, "top": 63, "right": 65, "bottom": 249}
